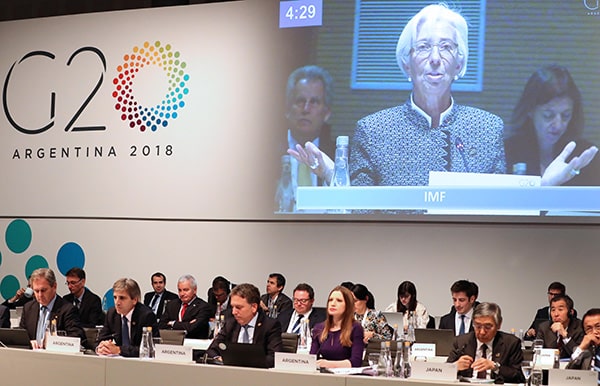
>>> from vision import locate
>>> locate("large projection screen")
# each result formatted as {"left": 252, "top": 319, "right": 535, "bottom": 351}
{"left": 0, "top": 0, "right": 598, "bottom": 224}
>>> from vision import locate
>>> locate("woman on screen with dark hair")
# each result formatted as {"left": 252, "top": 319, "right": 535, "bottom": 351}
{"left": 351, "top": 284, "right": 393, "bottom": 343}
{"left": 310, "top": 286, "right": 364, "bottom": 368}
{"left": 505, "top": 64, "right": 599, "bottom": 185}
{"left": 290, "top": 4, "right": 596, "bottom": 189}
{"left": 385, "top": 281, "right": 430, "bottom": 329}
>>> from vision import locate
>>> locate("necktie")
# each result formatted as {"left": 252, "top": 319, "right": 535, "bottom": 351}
{"left": 122, "top": 316, "right": 130, "bottom": 347}
{"left": 36, "top": 306, "right": 48, "bottom": 344}
{"left": 74, "top": 298, "right": 80, "bottom": 309}
{"left": 242, "top": 325, "right": 250, "bottom": 344}
{"left": 179, "top": 303, "right": 188, "bottom": 322}
{"left": 292, "top": 314, "right": 304, "bottom": 334}
{"left": 150, "top": 293, "right": 159, "bottom": 312}
{"left": 478, "top": 344, "right": 488, "bottom": 379}
{"left": 459, "top": 314, "right": 466, "bottom": 335}
{"left": 298, "top": 163, "right": 312, "bottom": 186}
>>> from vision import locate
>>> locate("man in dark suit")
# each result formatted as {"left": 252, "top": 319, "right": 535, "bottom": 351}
{"left": 143, "top": 272, "right": 178, "bottom": 322}
{"left": 439, "top": 280, "right": 480, "bottom": 336}
{"left": 568, "top": 308, "right": 600, "bottom": 382}
{"left": 96, "top": 278, "right": 158, "bottom": 357}
{"left": 159, "top": 274, "right": 213, "bottom": 339}
{"left": 62, "top": 267, "right": 104, "bottom": 328}
{"left": 281, "top": 65, "right": 335, "bottom": 192}
{"left": 536, "top": 295, "right": 584, "bottom": 358}
{"left": 260, "top": 273, "right": 292, "bottom": 320}
{"left": 447, "top": 302, "right": 524, "bottom": 384}
{"left": 526, "top": 281, "right": 575, "bottom": 339}
{"left": 207, "top": 283, "right": 282, "bottom": 368}
{"left": 0, "top": 304, "right": 10, "bottom": 328}
{"left": 19, "top": 268, "right": 85, "bottom": 348}
{"left": 279, "top": 283, "right": 326, "bottom": 333}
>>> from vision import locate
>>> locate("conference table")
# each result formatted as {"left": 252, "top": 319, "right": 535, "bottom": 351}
{"left": 0, "top": 347, "right": 474, "bottom": 386}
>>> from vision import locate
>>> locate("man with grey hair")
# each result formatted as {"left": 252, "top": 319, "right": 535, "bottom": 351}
{"left": 447, "top": 302, "right": 524, "bottom": 383}
{"left": 96, "top": 278, "right": 158, "bottom": 357}
{"left": 19, "top": 268, "right": 84, "bottom": 348}
{"left": 284, "top": 65, "right": 335, "bottom": 188}
{"left": 159, "top": 274, "right": 213, "bottom": 339}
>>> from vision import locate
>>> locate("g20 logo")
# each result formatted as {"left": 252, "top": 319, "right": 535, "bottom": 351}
{"left": 584, "top": 0, "right": 599, "bottom": 11}
{"left": 112, "top": 41, "right": 190, "bottom": 132}
{"left": 2, "top": 41, "right": 189, "bottom": 135}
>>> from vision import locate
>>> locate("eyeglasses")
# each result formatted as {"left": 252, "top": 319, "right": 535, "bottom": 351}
{"left": 473, "top": 323, "right": 495, "bottom": 331}
{"left": 293, "top": 298, "right": 311, "bottom": 304}
{"left": 65, "top": 278, "right": 83, "bottom": 286}
{"left": 584, "top": 323, "right": 600, "bottom": 334}
{"left": 412, "top": 40, "right": 458, "bottom": 58}
{"left": 547, "top": 292, "right": 562, "bottom": 297}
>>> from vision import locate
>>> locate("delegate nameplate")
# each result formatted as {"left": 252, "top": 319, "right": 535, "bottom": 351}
{"left": 274, "top": 352, "right": 317, "bottom": 372}
{"left": 549, "top": 369, "right": 598, "bottom": 386}
{"left": 411, "top": 361, "right": 457, "bottom": 381}
{"left": 46, "top": 335, "right": 81, "bottom": 354}
{"left": 154, "top": 344, "right": 193, "bottom": 363}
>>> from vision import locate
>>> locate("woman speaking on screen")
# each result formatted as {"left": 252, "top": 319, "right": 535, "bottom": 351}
{"left": 290, "top": 3, "right": 596, "bottom": 187}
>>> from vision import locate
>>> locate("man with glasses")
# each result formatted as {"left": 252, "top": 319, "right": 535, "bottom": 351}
{"left": 569, "top": 308, "right": 600, "bottom": 383}
{"left": 20, "top": 268, "right": 84, "bottom": 348}
{"left": 280, "top": 283, "right": 326, "bottom": 334}
{"left": 447, "top": 302, "right": 524, "bottom": 383}
{"left": 62, "top": 267, "right": 104, "bottom": 328}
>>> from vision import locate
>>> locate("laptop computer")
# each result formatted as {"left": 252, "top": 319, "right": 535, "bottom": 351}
{"left": 0, "top": 328, "right": 32, "bottom": 349}
{"left": 381, "top": 311, "right": 405, "bottom": 330}
{"left": 219, "top": 342, "right": 268, "bottom": 368}
{"left": 414, "top": 328, "right": 454, "bottom": 356}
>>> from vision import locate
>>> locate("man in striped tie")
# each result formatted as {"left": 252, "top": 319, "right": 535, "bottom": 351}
{"left": 280, "top": 283, "right": 326, "bottom": 335}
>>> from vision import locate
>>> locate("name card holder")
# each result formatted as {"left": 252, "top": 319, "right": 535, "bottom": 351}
{"left": 46, "top": 336, "right": 81, "bottom": 354}
{"left": 411, "top": 361, "right": 457, "bottom": 381}
{"left": 412, "top": 343, "right": 436, "bottom": 359}
{"left": 548, "top": 369, "right": 598, "bottom": 386}
{"left": 154, "top": 344, "right": 193, "bottom": 363}
{"left": 537, "top": 348, "right": 557, "bottom": 369}
{"left": 274, "top": 352, "right": 317, "bottom": 372}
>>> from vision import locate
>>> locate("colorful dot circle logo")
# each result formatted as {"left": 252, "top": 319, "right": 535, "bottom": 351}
{"left": 112, "top": 41, "right": 190, "bottom": 132}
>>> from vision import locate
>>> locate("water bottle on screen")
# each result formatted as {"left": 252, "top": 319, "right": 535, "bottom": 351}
{"left": 275, "top": 155, "right": 295, "bottom": 213}
{"left": 330, "top": 136, "right": 350, "bottom": 188}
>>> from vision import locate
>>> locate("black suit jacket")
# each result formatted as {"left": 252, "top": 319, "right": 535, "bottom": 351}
{"left": 439, "top": 303, "right": 480, "bottom": 335}
{"left": 279, "top": 306, "right": 327, "bottom": 332}
{"left": 536, "top": 318, "right": 584, "bottom": 358}
{"left": 19, "top": 295, "right": 85, "bottom": 342}
{"left": 63, "top": 288, "right": 104, "bottom": 328}
{"left": 158, "top": 297, "right": 213, "bottom": 339}
{"left": 207, "top": 310, "right": 282, "bottom": 368}
{"left": 2, "top": 295, "right": 33, "bottom": 310}
{"left": 97, "top": 302, "right": 158, "bottom": 357}
{"left": 143, "top": 290, "right": 178, "bottom": 321}
{"left": 260, "top": 293, "right": 292, "bottom": 317}
{"left": 447, "top": 331, "right": 524, "bottom": 383}
{"left": 0, "top": 305, "right": 10, "bottom": 328}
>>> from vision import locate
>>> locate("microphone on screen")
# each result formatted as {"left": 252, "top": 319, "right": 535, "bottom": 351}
{"left": 455, "top": 137, "right": 470, "bottom": 173}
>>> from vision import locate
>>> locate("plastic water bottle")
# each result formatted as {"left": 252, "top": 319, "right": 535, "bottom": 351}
{"left": 393, "top": 337, "right": 404, "bottom": 377}
{"left": 139, "top": 327, "right": 153, "bottom": 359}
{"left": 405, "top": 311, "right": 416, "bottom": 343}
{"left": 275, "top": 155, "right": 295, "bottom": 212}
{"left": 330, "top": 136, "right": 350, "bottom": 188}
{"left": 298, "top": 318, "right": 309, "bottom": 350}
{"left": 329, "top": 136, "right": 350, "bottom": 214}
{"left": 378, "top": 341, "right": 393, "bottom": 377}
{"left": 402, "top": 340, "right": 412, "bottom": 378}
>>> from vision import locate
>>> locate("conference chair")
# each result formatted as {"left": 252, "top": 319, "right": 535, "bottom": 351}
{"left": 362, "top": 339, "right": 398, "bottom": 366}
{"left": 159, "top": 329, "right": 186, "bottom": 345}
{"left": 281, "top": 332, "right": 299, "bottom": 353}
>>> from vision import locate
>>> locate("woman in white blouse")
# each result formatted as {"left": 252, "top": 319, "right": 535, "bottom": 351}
{"left": 385, "top": 281, "right": 430, "bottom": 329}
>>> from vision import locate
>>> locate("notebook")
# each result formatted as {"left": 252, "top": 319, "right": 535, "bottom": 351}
{"left": 414, "top": 328, "right": 454, "bottom": 356}
{"left": 219, "top": 342, "right": 268, "bottom": 368}
{"left": 0, "top": 328, "right": 32, "bottom": 349}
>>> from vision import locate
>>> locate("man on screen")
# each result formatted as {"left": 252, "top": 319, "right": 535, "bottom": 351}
{"left": 283, "top": 65, "right": 335, "bottom": 188}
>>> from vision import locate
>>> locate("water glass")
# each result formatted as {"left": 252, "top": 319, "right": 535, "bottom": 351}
{"left": 521, "top": 361, "right": 532, "bottom": 386}
{"left": 368, "top": 353, "right": 380, "bottom": 375}
{"left": 531, "top": 368, "right": 543, "bottom": 386}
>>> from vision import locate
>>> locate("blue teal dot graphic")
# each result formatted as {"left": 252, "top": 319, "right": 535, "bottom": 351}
{"left": 25, "top": 255, "right": 49, "bottom": 278}
{"left": 0, "top": 275, "right": 20, "bottom": 299}
{"left": 57, "top": 242, "right": 85, "bottom": 276}
{"left": 102, "top": 288, "right": 114, "bottom": 312}
{"left": 5, "top": 219, "right": 32, "bottom": 254}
